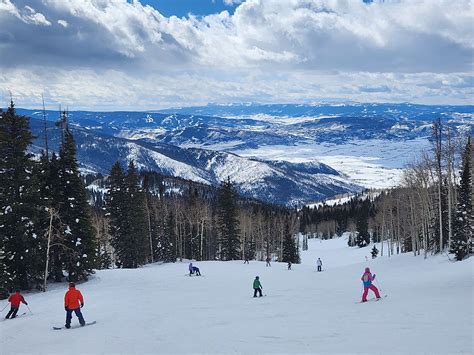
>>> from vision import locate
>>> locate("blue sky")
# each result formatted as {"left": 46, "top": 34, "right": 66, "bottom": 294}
{"left": 0, "top": 0, "right": 472, "bottom": 110}
{"left": 138, "top": 0, "right": 240, "bottom": 17}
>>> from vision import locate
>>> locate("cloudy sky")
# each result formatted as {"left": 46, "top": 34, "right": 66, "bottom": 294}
{"left": 0, "top": 0, "right": 473, "bottom": 110}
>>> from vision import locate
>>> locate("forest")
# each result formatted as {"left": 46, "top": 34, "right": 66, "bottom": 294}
{"left": 0, "top": 101, "right": 472, "bottom": 299}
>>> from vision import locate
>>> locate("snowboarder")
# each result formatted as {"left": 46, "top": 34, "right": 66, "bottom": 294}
{"left": 266, "top": 257, "right": 271, "bottom": 267}
{"left": 361, "top": 267, "right": 381, "bottom": 302}
{"left": 192, "top": 266, "right": 201, "bottom": 276}
{"left": 5, "top": 290, "right": 28, "bottom": 319}
{"left": 189, "top": 262, "right": 193, "bottom": 276}
{"left": 317, "top": 258, "right": 322, "bottom": 272}
{"left": 287, "top": 261, "right": 292, "bottom": 270}
{"left": 253, "top": 276, "right": 263, "bottom": 297}
{"left": 64, "top": 282, "right": 85, "bottom": 328}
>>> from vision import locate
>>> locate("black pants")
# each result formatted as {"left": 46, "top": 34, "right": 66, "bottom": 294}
{"left": 317, "top": 265, "right": 322, "bottom": 272}
{"left": 253, "top": 288, "right": 262, "bottom": 297}
{"left": 193, "top": 268, "right": 201, "bottom": 276}
{"left": 5, "top": 306, "right": 19, "bottom": 319}
{"left": 66, "top": 307, "right": 85, "bottom": 327}
{"left": 244, "top": 260, "right": 249, "bottom": 264}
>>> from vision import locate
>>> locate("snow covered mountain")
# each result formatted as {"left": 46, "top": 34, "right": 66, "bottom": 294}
{"left": 18, "top": 103, "right": 474, "bottom": 195}
{"left": 28, "top": 118, "right": 360, "bottom": 206}
{"left": 19, "top": 103, "right": 473, "bottom": 150}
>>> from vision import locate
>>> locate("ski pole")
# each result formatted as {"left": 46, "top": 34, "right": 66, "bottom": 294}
{"left": 26, "top": 304, "right": 33, "bottom": 315}
{"left": 0, "top": 303, "right": 8, "bottom": 312}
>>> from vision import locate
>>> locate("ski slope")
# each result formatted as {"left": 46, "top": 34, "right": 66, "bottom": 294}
{"left": 1, "top": 237, "right": 472, "bottom": 354}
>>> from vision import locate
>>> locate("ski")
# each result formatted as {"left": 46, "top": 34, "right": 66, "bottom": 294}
{"left": 355, "top": 295, "right": 388, "bottom": 304}
{"left": 53, "top": 321, "right": 96, "bottom": 330}
{"left": 2, "top": 312, "right": 27, "bottom": 321}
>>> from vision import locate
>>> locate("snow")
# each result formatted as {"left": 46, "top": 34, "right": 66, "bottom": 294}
{"left": 235, "top": 138, "right": 431, "bottom": 188}
{"left": 1, "top": 237, "right": 472, "bottom": 354}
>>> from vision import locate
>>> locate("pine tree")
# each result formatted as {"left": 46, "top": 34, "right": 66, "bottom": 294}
{"left": 282, "top": 218, "right": 298, "bottom": 263}
{"left": 217, "top": 178, "right": 241, "bottom": 260}
{"left": 355, "top": 211, "right": 370, "bottom": 247}
{"left": 124, "top": 161, "right": 149, "bottom": 267}
{"left": 451, "top": 137, "right": 473, "bottom": 261}
{"left": 0, "top": 101, "right": 46, "bottom": 290}
{"left": 57, "top": 122, "right": 96, "bottom": 281}
{"left": 371, "top": 245, "right": 379, "bottom": 259}
{"left": 107, "top": 161, "right": 148, "bottom": 268}
{"left": 0, "top": 246, "right": 12, "bottom": 299}
{"left": 161, "top": 211, "right": 176, "bottom": 262}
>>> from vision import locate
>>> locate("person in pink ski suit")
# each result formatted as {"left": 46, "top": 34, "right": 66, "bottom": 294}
{"left": 361, "top": 267, "right": 381, "bottom": 302}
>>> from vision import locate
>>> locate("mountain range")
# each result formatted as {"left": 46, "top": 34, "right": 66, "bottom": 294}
{"left": 18, "top": 102, "right": 474, "bottom": 206}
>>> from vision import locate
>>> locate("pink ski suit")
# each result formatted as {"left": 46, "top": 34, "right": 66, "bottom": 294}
{"left": 361, "top": 267, "right": 381, "bottom": 302}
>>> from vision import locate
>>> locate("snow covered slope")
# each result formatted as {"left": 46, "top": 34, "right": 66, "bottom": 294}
{"left": 1, "top": 237, "right": 471, "bottom": 354}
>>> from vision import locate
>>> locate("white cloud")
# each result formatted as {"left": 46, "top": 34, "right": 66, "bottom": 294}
{"left": 0, "top": 0, "right": 472, "bottom": 108}
{"left": 223, "top": 0, "right": 244, "bottom": 5}
{"left": 0, "top": 0, "right": 51, "bottom": 25}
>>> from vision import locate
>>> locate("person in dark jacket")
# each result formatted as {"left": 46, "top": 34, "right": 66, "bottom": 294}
{"left": 64, "top": 282, "right": 85, "bottom": 328}
{"left": 253, "top": 276, "right": 263, "bottom": 297}
{"left": 192, "top": 266, "right": 201, "bottom": 276}
{"left": 5, "top": 290, "right": 28, "bottom": 319}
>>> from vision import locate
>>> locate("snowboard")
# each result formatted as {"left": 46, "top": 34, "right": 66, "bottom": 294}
{"left": 53, "top": 321, "right": 96, "bottom": 330}
{"left": 356, "top": 295, "right": 387, "bottom": 304}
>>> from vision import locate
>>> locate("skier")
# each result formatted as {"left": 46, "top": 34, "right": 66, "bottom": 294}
{"left": 266, "top": 257, "right": 271, "bottom": 267}
{"left": 5, "top": 290, "right": 28, "bottom": 319}
{"left": 287, "top": 261, "right": 292, "bottom": 270}
{"left": 244, "top": 257, "right": 249, "bottom": 264}
{"left": 188, "top": 262, "right": 193, "bottom": 276}
{"left": 64, "top": 282, "right": 85, "bottom": 328}
{"left": 253, "top": 276, "right": 263, "bottom": 297}
{"left": 317, "top": 258, "right": 323, "bottom": 272}
{"left": 361, "top": 267, "right": 381, "bottom": 302}
{"left": 192, "top": 266, "right": 201, "bottom": 276}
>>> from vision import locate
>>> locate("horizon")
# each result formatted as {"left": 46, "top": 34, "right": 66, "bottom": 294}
{"left": 8, "top": 100, "right": 474, "bottom": 114}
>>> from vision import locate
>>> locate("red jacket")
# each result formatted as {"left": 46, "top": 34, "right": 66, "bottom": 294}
{"left": 9, "top": 292, "right": 27, "bottom": 307}
{"left": 64, "top": 287, "right": 84, "bottom": 309}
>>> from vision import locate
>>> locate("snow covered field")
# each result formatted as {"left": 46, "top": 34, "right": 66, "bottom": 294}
{"left": 1, "top": 237, "right": 472, "bottom": 354}
{"left": 234, "top": 138, "right": 431, "bottom": 189}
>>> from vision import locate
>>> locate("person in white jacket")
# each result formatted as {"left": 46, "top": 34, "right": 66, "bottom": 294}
{"left": 317, "top": 258, "right": 322, "bottom": 272}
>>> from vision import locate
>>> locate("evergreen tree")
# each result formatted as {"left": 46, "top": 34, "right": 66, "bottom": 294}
{"left": 0, "top": 101, "right": 46, "bottom": 290}
{"left": 282, "top": 218, "right": 298, "bottom": 263}
{"left": 57, "top": 123, "right": 96, "bottom": 281}
{"left": 355, "top": 212, "right": 370, "bottom": 247}
{"left": 217, "top": 178, "right": 241, "bottom": 260}
{"left": 161, "top": 211, "right": 176, "bottom": 262}
{"left": 451, "top": 137, "right": 473, "bottom": 261}
{"left": 0, "top": 246, "right": 12, "bottom": 299}
{"left": 107, "top": 162, "right": 126, "bottom": 267}
{"left": 124, "top": 161, "right": 149, "bottom": 267}
{"left": 107, "top": 161, "right": 148, "bottom": 268}
{"left": 371, "top": 245, "right": 379, "bottom": 259}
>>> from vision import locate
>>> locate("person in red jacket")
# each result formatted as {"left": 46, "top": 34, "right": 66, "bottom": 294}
{"left": 64, "top": 282, "right": 85, "bottom": 328}
{"left": 5, "top": 290, "right": 28, "bottom": 319}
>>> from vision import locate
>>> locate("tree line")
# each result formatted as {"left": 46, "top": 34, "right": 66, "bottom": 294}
{"left": 0, "top": 102, "right": 300, "bottom": 298}
{"left": 300, "top": 120, "right": 473, "bottom": 261}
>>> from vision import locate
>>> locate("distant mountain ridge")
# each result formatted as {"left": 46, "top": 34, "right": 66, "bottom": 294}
{"left": 18, "top": 103, "right": 474, "bottom": 151}
{"left": 27, "top": 117, "right": 360, "bottom": 206}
